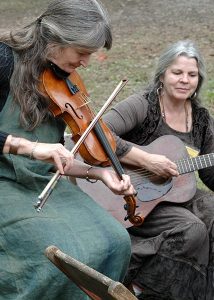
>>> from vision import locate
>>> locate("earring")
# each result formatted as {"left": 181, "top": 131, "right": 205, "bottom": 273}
{"left": 190, "top": 92, "right": 197, "bottom": 99}
{"left": 157, "top": 82, "right": 163, "bottom": 96}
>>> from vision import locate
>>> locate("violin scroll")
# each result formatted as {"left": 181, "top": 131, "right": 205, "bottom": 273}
{"left": 124, "top": 195, "right": 144, "bottom": 226}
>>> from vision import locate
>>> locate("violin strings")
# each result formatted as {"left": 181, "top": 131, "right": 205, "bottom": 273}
{"left": 76, "top": 92, "right": 156, "bottom": 182}
{"left": 77, "top": 100, "right": 91, "bottom": 108}
{"left": 76, "top": 92, "right": 99, "bottom": 120}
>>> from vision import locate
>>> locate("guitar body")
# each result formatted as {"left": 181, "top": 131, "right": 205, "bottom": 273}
{"left": 76, "top": 135, "right": 197, "bottom": 228}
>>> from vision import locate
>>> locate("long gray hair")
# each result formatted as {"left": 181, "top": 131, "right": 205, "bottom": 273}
{"left": 1, "top": 0, "right": 112, "bottom": 130}
{"left": 153, "top": 40, "right": 206, "bottom": 99}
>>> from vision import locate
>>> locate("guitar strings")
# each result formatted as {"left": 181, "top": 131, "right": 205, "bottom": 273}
{"left": 125, "top": 154, "right": 214, "bottom": 186}
{"left": 125, "top": 169, "right": 156, "bottom": 186}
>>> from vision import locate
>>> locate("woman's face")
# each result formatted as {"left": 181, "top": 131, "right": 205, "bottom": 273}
{"left": 161, "top": 55, "right": 199, "bottom": 101}
{"left": 48, "top": 45, "right": 95, "bottom": 74}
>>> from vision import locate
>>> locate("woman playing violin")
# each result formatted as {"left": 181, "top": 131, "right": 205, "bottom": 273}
{"left": 0, "top": 0, "right": 135, "bottom": 299}
{"left": 104, "top": 40, "right": 214, "bottom": 299}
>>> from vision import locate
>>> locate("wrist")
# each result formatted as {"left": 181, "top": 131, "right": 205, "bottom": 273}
{"left": 121, "top": 146, "right": 149, "bottom": 168}
{"left": 19, "top": 139, "right": 39, "bottom": 159}
{"left": 140, "top": 151, "right": 150, "bottom": 168}
{"left": 7, "top": 137, "right": 39, "bottom": 158}
{"left": 16, "top": 138, "right": 32, "bottom": 156}
{"left": 85, "top": 166, "right": 98, "bottom": 183}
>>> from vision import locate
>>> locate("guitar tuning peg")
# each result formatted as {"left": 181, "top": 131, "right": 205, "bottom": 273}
{"left": 124, "top": 215, "right": 130, "bottom": 221}
{"left": 124, "top": 204, "right": 129, "bottom": 210}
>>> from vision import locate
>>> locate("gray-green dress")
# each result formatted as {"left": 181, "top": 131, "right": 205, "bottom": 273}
{"left": 0, "top": 94, "right": 131, "bottom": 300}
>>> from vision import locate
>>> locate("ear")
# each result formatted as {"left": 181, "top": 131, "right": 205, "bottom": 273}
{"left": 159, "top": 75, "right": 164, "bottom": 83}
{"left": 46, "top": 44, "right": 61, "bottom": 60}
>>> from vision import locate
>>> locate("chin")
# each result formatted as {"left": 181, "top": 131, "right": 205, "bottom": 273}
{"left": 62, "top": 68, "right": 75, "bottom": 74}
{"left": 173, "top": 95, "right": 188, "bottom": 101}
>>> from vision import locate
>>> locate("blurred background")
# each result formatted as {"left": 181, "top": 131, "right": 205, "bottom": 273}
{"left": 0, "top": 0, "right": 213, "bottom": 112}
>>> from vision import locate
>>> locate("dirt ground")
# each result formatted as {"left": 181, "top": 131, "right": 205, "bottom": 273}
{"left": 0, "top": 0, "right": 213, "bottom": 106}
{"left": 1, "top": 0, "right": 213, "bottom": 61}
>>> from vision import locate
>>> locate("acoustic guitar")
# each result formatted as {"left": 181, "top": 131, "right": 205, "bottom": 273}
{"left": 76, "top": 135, "right": 213, "bottom": 228}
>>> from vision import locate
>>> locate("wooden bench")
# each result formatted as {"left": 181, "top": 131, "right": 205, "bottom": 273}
{"left": 45, "top": 245, "right": 137, "bottom": 300}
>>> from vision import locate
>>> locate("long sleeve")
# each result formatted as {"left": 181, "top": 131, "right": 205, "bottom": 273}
{"left": 103, "top": 92, "right": 148, "bottom": 157}
{"left": 0, "top": 43, "right": 13, "bottom": 154}
{"left": 0, "top": 42, "right": 14, "bottom": 112}
{"left": 0, "top": 131, "right": 8, "bottom": 154}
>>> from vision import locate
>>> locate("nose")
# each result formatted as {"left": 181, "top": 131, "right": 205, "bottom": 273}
{"left": 180, "top": 74, "right": 189, "bottom": 83}
{"left": 80, "top": 54, "right": 91, "bottom": 68}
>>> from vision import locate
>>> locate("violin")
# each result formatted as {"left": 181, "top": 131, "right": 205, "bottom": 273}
{"left": 41, "top": 65, "right": 116, "bottom": 166}
{"left": 36, "top": 64, "right": 143, "bottom": 226}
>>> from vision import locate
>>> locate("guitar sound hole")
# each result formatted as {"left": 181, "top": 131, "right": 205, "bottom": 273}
{"left": 135, "top": 177, "right": 173, "bottom": 202}
{"left": 150, "top": 175, "right": 167, "bottom": 185}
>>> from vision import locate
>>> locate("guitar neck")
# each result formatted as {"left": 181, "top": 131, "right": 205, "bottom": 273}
{"left": 176, "top": 153, "right": 214, "bottom": 175}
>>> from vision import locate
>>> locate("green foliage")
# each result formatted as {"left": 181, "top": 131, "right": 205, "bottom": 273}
{"left": 202, "top": 79, "right": 214, "bottom": 115}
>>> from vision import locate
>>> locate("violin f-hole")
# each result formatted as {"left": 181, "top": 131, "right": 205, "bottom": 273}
{"left": 65, "top": 102, "right": 83, "bottom": 119}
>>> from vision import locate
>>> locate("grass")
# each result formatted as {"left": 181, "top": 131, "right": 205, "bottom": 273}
{"left": 78, "top": 46, "right": 214, "bottom": 116}
{"left": 0, "top": 0, "right": 213, "bottom": 191}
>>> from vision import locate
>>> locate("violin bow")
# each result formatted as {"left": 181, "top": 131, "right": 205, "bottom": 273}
{"left": 35, "top": 79, "right": 128, "bottom": 212}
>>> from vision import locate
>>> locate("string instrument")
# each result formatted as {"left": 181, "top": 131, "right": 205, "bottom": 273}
{"left": 76, "top": 135, "right": 211, "bottom": 228}
{"left": 41, "top": 65, "right": 116, "bottom": 166}
{"left": 35, "top": 64, "right": 143, "bottom": 226}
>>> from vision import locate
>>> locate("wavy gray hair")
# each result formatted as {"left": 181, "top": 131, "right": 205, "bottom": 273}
{"left": 1, "top": 0, "right": 112, "bottom": 130}
{"left": 153, "top": 40, "right": 206, "bottom": 99}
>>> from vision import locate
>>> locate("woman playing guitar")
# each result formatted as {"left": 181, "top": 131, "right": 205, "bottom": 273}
{"left": 104, "top": 40, "right": 214, "bottom": 300}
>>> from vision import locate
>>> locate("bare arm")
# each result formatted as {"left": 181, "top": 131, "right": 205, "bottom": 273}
{"left": 3, "top": 135, "right": 73, "bottom": 174}
{"left": 3, "top": 135, "right": 135, "bottom": 195}
{"left": 66, "top": 159, "right": 135, "bottom": 196}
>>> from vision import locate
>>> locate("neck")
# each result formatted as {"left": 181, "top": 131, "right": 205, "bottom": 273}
{"left": 161, "top": 94, "right": 187, "bottom": 111}
{"left": 159, "top": 94, "right": 190, "bottom": 132}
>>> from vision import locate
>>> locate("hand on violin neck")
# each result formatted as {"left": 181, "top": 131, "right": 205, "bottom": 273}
{"left": 99, "top": 169, "right": 136, "bottom": 196}
{"left": 65, "top": 161, "right": 135, "bottom": 195}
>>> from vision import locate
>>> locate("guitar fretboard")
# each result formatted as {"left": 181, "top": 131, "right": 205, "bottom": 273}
{"left": 176, "top": 153, "right": 214, "bottom": 175}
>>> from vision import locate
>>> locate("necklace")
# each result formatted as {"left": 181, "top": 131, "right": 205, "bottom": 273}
{"left": 159, "top": 95, "right": 189, "bottom": 132}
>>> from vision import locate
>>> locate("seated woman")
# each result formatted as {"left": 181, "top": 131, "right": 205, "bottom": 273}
{"left": 104, "top": 40, "right": 214, "bottom": 300}
{"left": 0, "top": 0, "right": 135, "bottom": 299}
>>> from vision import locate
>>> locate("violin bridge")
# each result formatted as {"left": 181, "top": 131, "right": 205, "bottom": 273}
{"left": 77, "top": 101, "right": 91, "bottom": 108}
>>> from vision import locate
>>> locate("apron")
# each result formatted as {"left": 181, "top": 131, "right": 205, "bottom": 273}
{"left": 0, "top": 94, "right": 131, "bottom": 300}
